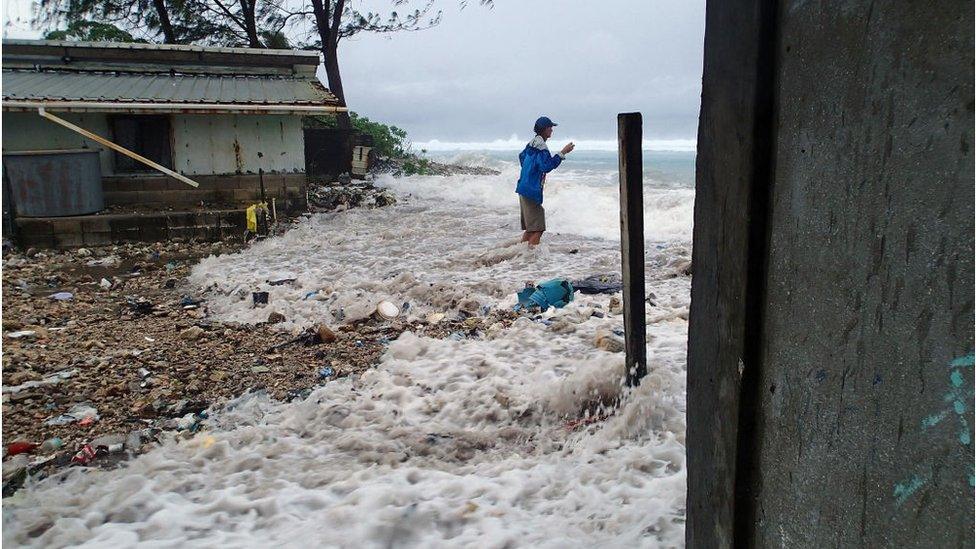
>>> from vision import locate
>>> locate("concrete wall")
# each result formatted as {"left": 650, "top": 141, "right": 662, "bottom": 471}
{"left": 688, "top": 0, "right": 974, "bottom": 547}
{"left": 171, "top": 114, "right": 305, "bottom": 175}
{"left": 2, "top": 112, "right": 306, "bottom": 176}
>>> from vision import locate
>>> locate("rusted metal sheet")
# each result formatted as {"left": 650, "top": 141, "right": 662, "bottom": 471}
{"left": 3, "top": 149, "right": 104, "bottom": 217}
{"left": 2, "top": 71, "right": 339, "bottom": 107}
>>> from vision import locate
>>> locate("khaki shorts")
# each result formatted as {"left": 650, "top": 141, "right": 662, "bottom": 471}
{"left": 519, "top": 195, "right": 546, "bottom": 232}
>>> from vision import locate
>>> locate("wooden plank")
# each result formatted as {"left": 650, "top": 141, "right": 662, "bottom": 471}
{"left": 685, "top": 0, "right": 777, "bottom": 545}
{"left": 617, "top": 112, "right": 647, "bottom": 386}
{"left": 37, "top": 107, "right": 200, "bottom": 188}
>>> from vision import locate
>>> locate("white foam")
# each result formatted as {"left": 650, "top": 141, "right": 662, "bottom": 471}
{"left": 379, "top": 164, "right": 694, "bottom": 243}
{"left": 416, "top": 135, "right": 697, "bottom": 153}
{"left": 3, "top": 167, "right": 694, "bottom": 547}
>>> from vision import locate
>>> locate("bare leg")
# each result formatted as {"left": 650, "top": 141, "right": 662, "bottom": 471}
{"left": 521, "top": 231, "right": 531, "bottom": 242}
{"left": 528, "top": 231, "right": 544, "bottom": 246}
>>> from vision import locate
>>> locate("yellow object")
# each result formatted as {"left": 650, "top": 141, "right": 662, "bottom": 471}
{"left": 246, "top": 202, "right": 268, "bottom": 233}
{"left": 246, "top": 204, "right": 258, "bottom": 232}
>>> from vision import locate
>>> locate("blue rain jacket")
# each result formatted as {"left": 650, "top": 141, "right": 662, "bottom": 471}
{"left": 515, "top": 136, "right": 563, "bottom": 204}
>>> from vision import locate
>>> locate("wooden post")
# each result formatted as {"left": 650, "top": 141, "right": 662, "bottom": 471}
{"left": 618, "top": 112, "right": 647, "bottom": 386}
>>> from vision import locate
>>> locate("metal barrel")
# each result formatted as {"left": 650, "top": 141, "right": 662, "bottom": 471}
{"left": 2, "top": 149, "right": 104, "bottom": 217}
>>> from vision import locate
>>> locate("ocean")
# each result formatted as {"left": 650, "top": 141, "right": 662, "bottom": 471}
{"left": 418, "top": 148, "right": 697, "bottom": 242}
{"left": 3, "top": 145, "right": 696, "bottom": 548}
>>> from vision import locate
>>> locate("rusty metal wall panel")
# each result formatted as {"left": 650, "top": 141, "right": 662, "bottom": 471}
{"left": 3, "top": 149, "right": 104, "bottom": 217}
{"left": 171, "top": 114, "right": 306, "bottom": 176}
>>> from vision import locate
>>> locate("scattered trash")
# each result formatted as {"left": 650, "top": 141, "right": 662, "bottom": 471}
{"left": 127, "top": 297, "right": 155, "bottom": 315}
{"left": 6, "top": 441, "right": 38, "bottom": 457}
{"left": 609, "top": 296, "right": 623, "bottom": 315}
{"left": 78, "top": 416, "right": 96, "bottom": 427}
{"left": 250, "top": 365, "right": 270, "bottom": 374}
{"left": 448, "top": 332, "right": 465, "bottom": 341}
{"left": 268, "top": 278, "right": 297, "bottom": 286}
{"left": 39, "top": 438, "right": 63, "bottom": 453}
{"left": 180, "top": 326, "right": 205, "bottom": 341}
{"left": 87, "top": 255, "right": 120, "bottom": 267}
{"left": 70, "top": 444, "right": 98, "bottom": 465}
{"left": 138, "top": 368, "right": 151, "bottom": 379}
{"left": 5, "top": 330, "right": 36, "bottom": 339}
{"left": 516, "top": 279, "right": 575, "bottom": 312}
{"left": 99, "top": 278, "right": 112, "bottom": 290}
{"left": 375, "top": 300, "right": 400, "bottom": 320}
{"left": 180, "top": 296, "right": 203, "bottom": 309}
{"left": 318, "top": 367, "right": 335, "bottom": 379}
{"left": 45, "top": 403, "right": 99, "bottom": 426}
{"left": 303, "top": 291, "right": 319, "bottom": 300}
{"left": 252, "top": 291, "right": 269, "bottom": 307}
{"left": 165, "top": 261, "right": 177, "bottom": 272}
{"left": 572, "top": 274, "right": 623, "bottom": 295}
{"left": 426, "top": 312, "right": 446, "bottom": 324}
{"left": 49, "top": 292, "right": 73, "bottom": 301}
{"left": 591, "top": 310, "right": 606, "bottom": 318}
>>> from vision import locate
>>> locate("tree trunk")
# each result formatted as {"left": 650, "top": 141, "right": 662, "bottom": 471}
{"left": 310, "top": 0, "right": 350, "bottom": 128}
{"left": 152, "top": 0, "right": 177, "bottom": 43}
{"left": 238, "top": 0, "right": 263, "bottom": 48}
{"left": 322, "top": 45, "right": 346, "bottom": 105}
{"left": 323, "top": 47, "right": 350, "bottom": 128}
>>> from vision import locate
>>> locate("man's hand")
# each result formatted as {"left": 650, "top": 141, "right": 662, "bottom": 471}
{"left": 560, "top": 142, "right": 575, "bottom": 155}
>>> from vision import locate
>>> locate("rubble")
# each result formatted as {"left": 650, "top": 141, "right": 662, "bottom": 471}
{"left": 1, "top": 238, "right": 525, "bottom": 496}
{"left": 370, "top": 156, "right": 501, "bottom": 177}
{"left": 307, "top": 178, "right": 398, "bottom": 212}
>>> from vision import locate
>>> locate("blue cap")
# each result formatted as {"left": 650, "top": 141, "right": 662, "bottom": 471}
{"left": 534, "top": 116, "right": 558, "bottom": 132}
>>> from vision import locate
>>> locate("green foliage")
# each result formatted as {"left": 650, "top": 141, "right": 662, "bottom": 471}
{"left": 402, "top": 157, "right": 433, "bottom": 176}
{"left": 44, "top": 21, "right": 144, "bottom": 42}
{"left": 349, "top": 112, "right": 409, "bottom": 159}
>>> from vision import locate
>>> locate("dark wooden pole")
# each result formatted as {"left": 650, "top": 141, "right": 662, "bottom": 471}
{"left": 618, "top": 112, "right": 647, "bottom": 386}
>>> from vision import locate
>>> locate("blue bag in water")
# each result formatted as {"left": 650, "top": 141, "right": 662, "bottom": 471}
{"left": 516, "top": 278, "right": 575, "bottom": 312}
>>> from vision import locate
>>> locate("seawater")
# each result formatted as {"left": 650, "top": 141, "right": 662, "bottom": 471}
{"left": 2, "top": 148, "right": 696, "bottom": 548}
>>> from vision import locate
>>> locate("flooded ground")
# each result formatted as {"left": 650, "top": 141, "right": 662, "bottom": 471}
{"left": 3, "top": 158, "right": 693, "bottom": 547}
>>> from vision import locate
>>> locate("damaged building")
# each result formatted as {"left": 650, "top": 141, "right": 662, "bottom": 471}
{"left": 1, "top": 39, "right": 345, "bottom": 248}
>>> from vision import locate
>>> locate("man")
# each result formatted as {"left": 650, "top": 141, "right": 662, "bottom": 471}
{"left": 516, "top": 116, "right": 575, "bottom": 246}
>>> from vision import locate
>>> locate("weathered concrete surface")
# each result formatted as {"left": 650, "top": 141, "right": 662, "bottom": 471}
{"left": 750, "top": 1, "right": 974, "bottom": 546}
{"left": 688, "top": 0, "right": 974, "bottom": 546}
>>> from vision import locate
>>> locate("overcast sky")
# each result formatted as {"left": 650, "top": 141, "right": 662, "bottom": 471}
{"left": 3, "top": 0, "right": 706, "bottom": 143}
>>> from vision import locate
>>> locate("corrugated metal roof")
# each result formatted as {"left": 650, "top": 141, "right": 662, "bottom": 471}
{"left": 3, "top": 39, "right": 321, "bottom": 60}
{"left": 2, "top": 70, "right": 339, "bottom": 106}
